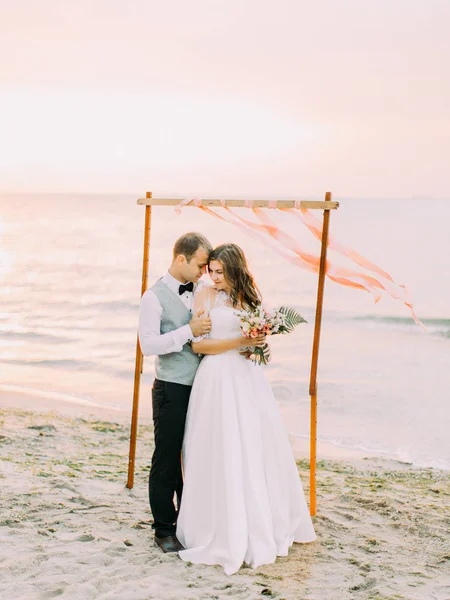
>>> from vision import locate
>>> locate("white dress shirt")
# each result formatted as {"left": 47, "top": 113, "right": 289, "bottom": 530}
{"left": 138, "top": 272, "right": 194, "bottom": 356}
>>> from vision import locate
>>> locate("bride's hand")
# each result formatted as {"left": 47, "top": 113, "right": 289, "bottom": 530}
{"left": 239, "top": 349, "right": 253, "bottom": 360}
{"left": 240, "top": 334, "right": 266, "bottom": 348}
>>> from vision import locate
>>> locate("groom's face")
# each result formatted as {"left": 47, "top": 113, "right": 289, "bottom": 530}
{"left": 181, "top": 247, "right": 209, "bottom": 282}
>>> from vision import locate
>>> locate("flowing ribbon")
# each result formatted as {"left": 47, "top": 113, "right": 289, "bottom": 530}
{"left": 194, "top": 203, "right": 383, "bottom": 301}
{"left": 286, "top": 208, "right": 394, "bottom": 282}
{"left": 175, "top": 199, "right": 424, "bottom": 328}
{"left": 175, "top": 197, "right": 202, "bottom": 214}
{"left": 230, "top": 207, "right": 384, "bottom": 302}
{"left": 252, "top": 207, "right": 423, "bottom": 327}
{"left": 282, "top": 208, "right": 423, "bottom": 327}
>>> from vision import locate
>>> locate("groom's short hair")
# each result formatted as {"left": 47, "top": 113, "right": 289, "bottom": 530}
{"left": 173, "top": 232, "right": 212, "bottom": 262}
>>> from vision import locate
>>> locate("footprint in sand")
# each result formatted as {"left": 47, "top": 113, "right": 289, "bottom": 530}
{"left": 74, "top": 534, "right": 95, "bottom": 542}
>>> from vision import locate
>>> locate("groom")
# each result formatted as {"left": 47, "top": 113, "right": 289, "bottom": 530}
{"left": 138, "top": 232, "right": 213, "bottom": 553}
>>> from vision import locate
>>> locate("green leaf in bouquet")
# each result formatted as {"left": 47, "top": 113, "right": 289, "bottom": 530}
{"left": 261, "top": 342, "right": 271, "bottom": 365}
{"left": 278, "top": 306, "right": 307, "bottom": 333}
{"left": 253, "top": 342, "right": 272, "bottom": 365}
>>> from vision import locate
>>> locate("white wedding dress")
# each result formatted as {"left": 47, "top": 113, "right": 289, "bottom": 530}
{"left": 176, "top": 288, "right": 316, "bottom": 575}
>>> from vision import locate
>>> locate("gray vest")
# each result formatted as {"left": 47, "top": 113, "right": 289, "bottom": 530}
{"left": 151, "top": 279, "right": 201, "bottom": 386}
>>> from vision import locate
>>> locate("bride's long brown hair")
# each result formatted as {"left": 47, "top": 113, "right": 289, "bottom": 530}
{"left": 208, "top": 244, "right": 261, "bottom": 310}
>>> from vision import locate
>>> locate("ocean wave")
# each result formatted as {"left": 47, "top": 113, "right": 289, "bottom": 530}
{"left": 290, "top": 432, "right": 450, "bottom": 471}
{"left": 0, "top": 330, "right": 72, "bottom": 343}
{"left": 76, "top": 301, "right": 139, "bottom": 312}
{"left": 22, "top": 323, "right": 131, "bottom": 334}
{"left": 2, "top": 358, "right": 96, "bottom": 370}
{"left": 0, "top": 383, "right": 124, "bottom": 411}
{"left": 348, "top": 315, "right": 450, "bottom": 338}
{"left": 1, "top": 357, "right": 136, "bottom": 380}
{"left": 4, "top": 299, "right": 139, "bottom": 314}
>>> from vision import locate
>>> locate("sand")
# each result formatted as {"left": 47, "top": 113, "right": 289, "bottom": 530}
{"left": 1, "top": 395, "right": 449, "bottom": 600}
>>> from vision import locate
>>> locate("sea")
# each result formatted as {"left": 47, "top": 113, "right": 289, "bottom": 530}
{"left": 0, "top": 194, "right": 449, "bottom": 469}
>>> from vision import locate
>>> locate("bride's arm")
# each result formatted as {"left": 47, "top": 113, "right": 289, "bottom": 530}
{"left": 192, "top": 334, "right": 265, "bottom": 355}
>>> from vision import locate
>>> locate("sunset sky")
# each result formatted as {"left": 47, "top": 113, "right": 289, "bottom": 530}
{"left": 1, "top": 0, "right": 449, "bottom": 197}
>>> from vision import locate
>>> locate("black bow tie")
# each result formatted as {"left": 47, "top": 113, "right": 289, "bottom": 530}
{"left": 178, "top": 281, "right": 194, "bottom": 295}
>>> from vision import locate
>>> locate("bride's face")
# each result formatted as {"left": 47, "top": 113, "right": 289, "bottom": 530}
{"left": 209, "top": 260, "right": 231, "bottom": 293}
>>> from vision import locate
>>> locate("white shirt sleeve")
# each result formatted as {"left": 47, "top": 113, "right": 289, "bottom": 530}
{"left": 138, "top": 290, "right": 193, "bottom": 356}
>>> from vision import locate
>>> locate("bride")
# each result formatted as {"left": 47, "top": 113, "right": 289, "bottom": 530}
{"left": 176, "top": 243, "right": 316, "bottom": 575}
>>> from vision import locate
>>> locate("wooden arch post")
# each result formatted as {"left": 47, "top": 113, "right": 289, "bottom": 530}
{"left": 126, "top": 194, "right": 338, "bottom": 516}
{"left": 308, "top": 192, "right": 332, "bottom": 516}
{"left": 126, "top": 191, "right": 152, "bottom": 489}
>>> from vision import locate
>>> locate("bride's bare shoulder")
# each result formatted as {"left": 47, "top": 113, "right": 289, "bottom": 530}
{"left": 195, "top": 280, "right": 216, "bottom": 298}
{"left": 193, "top": 280, "right": 217, "bottom": 312}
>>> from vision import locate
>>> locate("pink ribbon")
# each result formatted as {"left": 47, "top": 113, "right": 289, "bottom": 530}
{"left": 254, "top": 207, "right": 423, "bottom": 327}
{"left": 175, "top": 197, "right": 202, "bottom": 214}
{"left": 287, "top": 208, "right": 394, "bottom": 282}
{"left": 174, "top": 199, "right": 424, "bottom": 328}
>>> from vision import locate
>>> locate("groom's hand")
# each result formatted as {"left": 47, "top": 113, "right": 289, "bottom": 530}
{"left": 190, "top": 311, "right": 212, "bottom": 338}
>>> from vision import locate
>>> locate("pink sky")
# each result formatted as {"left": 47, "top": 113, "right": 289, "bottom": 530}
{"left": 1, "top": 0, "right": 449, "bottom": 197}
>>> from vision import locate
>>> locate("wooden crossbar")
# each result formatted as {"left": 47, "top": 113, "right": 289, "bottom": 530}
{"left": 137, "top": 197, "right": 339, "bottom": 210}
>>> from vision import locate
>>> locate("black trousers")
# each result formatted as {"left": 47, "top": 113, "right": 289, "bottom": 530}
{"left": 149, "top": 378, "right": 191, "bottom": 538}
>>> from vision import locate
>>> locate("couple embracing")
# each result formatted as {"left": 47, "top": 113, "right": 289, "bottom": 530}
{"left": 138, "top": 232, "right": 316, "bottom": 576}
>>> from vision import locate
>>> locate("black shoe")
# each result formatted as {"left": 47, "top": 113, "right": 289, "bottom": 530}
{"left": 154, "top": 535, "right": 185, "bottom": 553}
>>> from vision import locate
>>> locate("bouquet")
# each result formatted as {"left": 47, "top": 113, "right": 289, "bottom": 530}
{"left": 236, "top": 305, "right": 307, "bottom": 365}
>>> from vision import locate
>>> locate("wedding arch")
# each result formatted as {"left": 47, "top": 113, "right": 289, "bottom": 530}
{"left": 126, "top": 192, "right": 338, "bottom": 516}
{"left": 126, "top": 191, "right": 421, "bottom": 516}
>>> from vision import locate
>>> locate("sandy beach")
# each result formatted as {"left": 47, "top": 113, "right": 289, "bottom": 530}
{"left": 1, "top": 393, "right": 449, "bottom": 600}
